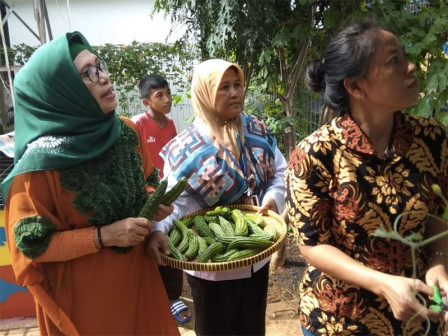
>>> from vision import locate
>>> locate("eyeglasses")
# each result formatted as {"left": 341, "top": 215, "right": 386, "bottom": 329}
{"left": 80, "top": 59, "right": 108, "bottom": 83}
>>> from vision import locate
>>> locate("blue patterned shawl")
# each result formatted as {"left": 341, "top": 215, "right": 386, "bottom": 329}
{"left": 160, "top": 113, "right": 276, "bottom": 208}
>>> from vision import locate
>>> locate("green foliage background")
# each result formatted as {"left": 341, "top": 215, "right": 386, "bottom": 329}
{"left": 8, "top": 41, "right": 196, "bottom": 117}
{"left": 153, "top": 0, "right": 448, "bottom": 153}
{"left": 4, "top": 1, "right": 448, "bottom": 142}
{"left": 94, "top": 41, "right": 196, "bottom": 116}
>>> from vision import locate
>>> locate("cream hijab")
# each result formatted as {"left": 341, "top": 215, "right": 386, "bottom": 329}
{"left": 191, "top": 59, "right": 245, "bottom": 159}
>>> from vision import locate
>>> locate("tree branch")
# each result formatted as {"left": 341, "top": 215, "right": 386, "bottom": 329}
{"left": 286, "top": 3, "right": 315, "bottom": 99}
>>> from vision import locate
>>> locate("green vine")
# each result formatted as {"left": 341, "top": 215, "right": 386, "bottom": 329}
{"left": 373, "top": 184, "right": 448, "bottom": 336}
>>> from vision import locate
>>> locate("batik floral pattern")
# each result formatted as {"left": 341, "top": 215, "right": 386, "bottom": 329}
{"left": 285, "top": 112, "right": 448, "bottom": 335}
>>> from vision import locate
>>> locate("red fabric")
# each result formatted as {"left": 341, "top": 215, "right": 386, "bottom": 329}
{"left": 132, "top": 111, "right": 177, "bottom": 177}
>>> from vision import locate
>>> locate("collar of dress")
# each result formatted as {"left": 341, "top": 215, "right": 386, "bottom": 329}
{"left": 333, "top": 111, "right": 413, "bottom": 156}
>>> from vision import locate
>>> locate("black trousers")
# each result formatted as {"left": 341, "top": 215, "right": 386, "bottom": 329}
{"left": 187, "top": 262, "right": 270, "bottom": 336}
{"left": 159, "top": 265, "right": 183, "bottom": 301}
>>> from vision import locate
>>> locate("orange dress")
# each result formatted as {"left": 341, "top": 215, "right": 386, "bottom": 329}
{"left": 4, "top": 119, "right": 179, "bottom": 335}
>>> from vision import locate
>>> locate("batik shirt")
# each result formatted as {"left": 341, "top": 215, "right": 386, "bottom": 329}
{"left": 285, "top": 111, "right": 447, "bottom": 336}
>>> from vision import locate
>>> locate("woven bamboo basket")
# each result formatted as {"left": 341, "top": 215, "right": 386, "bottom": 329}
{"left": 160, "top": 204, "right": 287, "bottom": 272}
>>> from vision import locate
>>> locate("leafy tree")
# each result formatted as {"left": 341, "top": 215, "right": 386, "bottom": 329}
{"left": 153, "top": 0, "right": 448, "bottom": 158}
{"left": 153, "top": 0, "right": 318, "bottom": 158}
{"left": 390, "top": 1, "right": 448, "bottom": 123}
{"left": 7, "top": 41, "right": 196, "bottom": 117}
{"left": 94, "top": 41, "right": 196, "bottom": 115}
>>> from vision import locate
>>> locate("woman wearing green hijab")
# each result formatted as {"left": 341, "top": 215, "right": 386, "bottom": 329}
{"left": 1, "top": 32, "right": 180, "bottom": 336}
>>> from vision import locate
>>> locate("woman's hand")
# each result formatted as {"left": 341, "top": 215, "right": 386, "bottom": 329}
{"left": 151, "top": 203, "right": 174, "bottom": 222}
{"left": 376, "top": 273, "right": 443, "bottom": 322}
{"left": 258, "top": 197, "right": 278, "bottom": 214}
{"left": 146, "top": 230, "right": 169, "bottom": 266}
{"left": 100, "top": 217, "right": 152, "bottom": 247}
{"left": 425, "top": 262, "right": 448, "bottom": 321}
{"left": 299, "top": 243, "right": 447, "bottom": 323}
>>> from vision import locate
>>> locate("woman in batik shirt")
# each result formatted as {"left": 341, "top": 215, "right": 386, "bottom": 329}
{"left": 1, "top": 32, "right": 179, "bottom": 335}
{"left": 148, "top": 59, "right": 287, "bottom": 335}
{"left": 285, "top": 19, "right": 448, "bottom": 335}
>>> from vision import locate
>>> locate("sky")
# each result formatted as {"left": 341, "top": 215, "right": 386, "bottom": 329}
{"left": 5, "top": 0, "right": 186, "bottom": 47}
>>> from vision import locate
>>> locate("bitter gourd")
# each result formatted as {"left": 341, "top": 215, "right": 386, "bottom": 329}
{"left": 167, "top": 237, "right": 186, "bottom": 261}
{"left": 215, "top": 236, "right": 237, "bottom": 247}
{"left": 245, "top": 213, "right": 266, "bottom": 227}
{"left": 263, "top": 225, "right": 279, "bottom": 241}
{"left": 231, "top": 209, "right": 248, "bottom": 236}
{"left": 196, "top": 235, "right": 208, "bottom": 256}
{"left": 173, "top": 219, "right": 191, "bottom": 253}
{"left": 168, "top": 227, "right": 182, "bottom": 246}
{"left": 218, "top": 216, "right": 235, "bottom": 236}
{"left": 227, "top": 236, "right": 273, "bottom": 250}
{"left": 211, "top": 249, "right": 239, "bottom": 262}
{"left": 209, "top": 222, "right": 226, "bottom": 238}
{"left": 184, "top": 231, "right": 199, "bottom": 260}
{"left": 205, "top": 206, "right": 232, "bottom": 217}
{"left": 193, "top": 216, "right": 215, "bottom": 238}
{"left": 203, "top": 236, "right": 217, "bottom": 245}
{"left": 249, "top": 233, "right": 275, "bottom": 241}
{"left": 247, "top": 222, "right": 266, "bottom": 236}
{"left": 226, "top": 248, "right": 262, "bottom": 261}
{"left": 160, "top": 177, "right": 188, "bottom": 205}
{"left": 181, "top": 217, "right": 195, "bottom": 227}
{"left": 138, "top": 179, "right": 168, "bottom": 220}
{"left": 204, "top": 215, "right": 219, "bottom": 223}
{"left": 173, "top": 218, "right": 189, "bottom": 237}
{"left": 197, "top": 242, "right": 225, "bottom": 263}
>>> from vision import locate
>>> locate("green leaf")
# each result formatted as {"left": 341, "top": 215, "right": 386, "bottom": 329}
{"left": 436, "top": 112, "right": 448, "bottom": 128}
{"left": 417, "top": 96, "right": 434, "bottom": 118}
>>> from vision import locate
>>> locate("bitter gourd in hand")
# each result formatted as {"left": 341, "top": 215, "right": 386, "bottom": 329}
{"left": 138, "top": 180, "right": 168, "bottom": 220}
{"left": 160, "top": 177, "right": 188, "bottom": 205}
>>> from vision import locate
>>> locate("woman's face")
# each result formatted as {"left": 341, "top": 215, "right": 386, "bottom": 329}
{"left": 74, "top": 50, "right": 117, "bottom": 113}
{"left": 214, "top": 68, "right": 244, "bottom": 120}
{"left": 357, "top": 30, "right": 419, "bottom": 113}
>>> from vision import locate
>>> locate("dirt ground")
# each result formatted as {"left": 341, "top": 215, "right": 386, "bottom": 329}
{"left": 267, "top": 234, "right": 306, "bottom": 303}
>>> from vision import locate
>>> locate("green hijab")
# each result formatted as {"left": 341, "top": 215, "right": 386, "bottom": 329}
{"left": 1, "top": 31, "right": 121, "bottom": 199}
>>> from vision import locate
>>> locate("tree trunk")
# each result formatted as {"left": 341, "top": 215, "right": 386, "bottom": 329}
{"left": 283, "top": 97, "right": 295, "bottom": 161}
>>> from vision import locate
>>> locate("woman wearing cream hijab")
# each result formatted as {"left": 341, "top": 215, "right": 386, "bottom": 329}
{"left": 148, "top": 59, "right": 287, "bottom": 335}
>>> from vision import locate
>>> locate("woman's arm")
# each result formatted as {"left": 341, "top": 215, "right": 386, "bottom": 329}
{"left": 424, "top": 131, "right": 448, "bottom": 320}
{"left": 285, "top": 142, "right": 444, "bottom": 322}
{"left": 299, "top": 243, "right": 441, "bottom": 321}
{"left": 6, "top": 172, "right": 99, "bottom": 264}
{"left": 260, "top": 147, "right": 287, "bottom": 214}
{"left": 424, "top": 206, "right": 448, "bottom": 322}
{"left": 7, "top": 171, "right": 153, "bottom": 264}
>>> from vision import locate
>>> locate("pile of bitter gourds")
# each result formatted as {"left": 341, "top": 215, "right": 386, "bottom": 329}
{"left": 167, "top": 206, "right": 280, "bottom": 263}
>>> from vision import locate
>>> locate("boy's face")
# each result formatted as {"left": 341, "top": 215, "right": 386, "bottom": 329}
{"left": 143, "top": 86, "right": 172, "bottom": 115}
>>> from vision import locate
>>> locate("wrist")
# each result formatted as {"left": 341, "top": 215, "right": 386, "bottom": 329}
{"left": 95, "top": 226, "right": 105, "bottom": 249}
{"left": 368, "top": 271, "right": 392, "bottom": 297}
